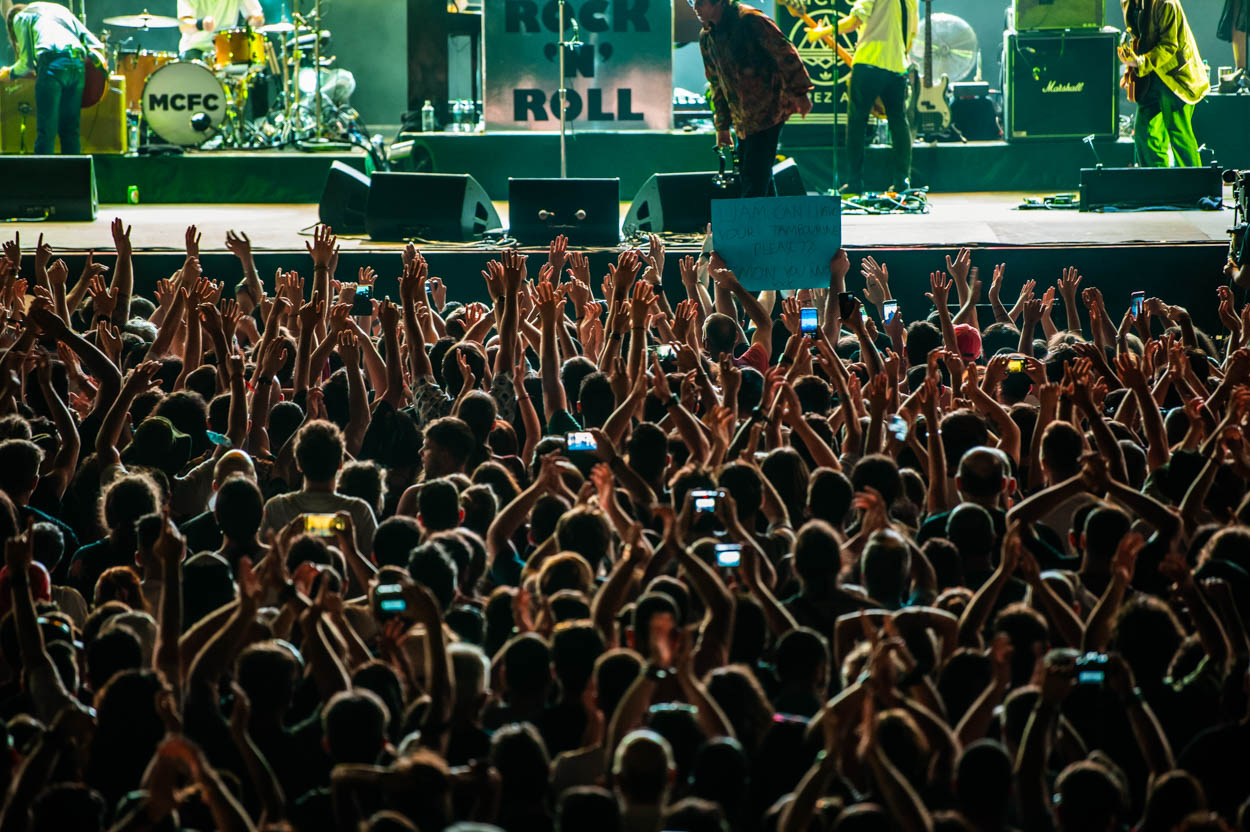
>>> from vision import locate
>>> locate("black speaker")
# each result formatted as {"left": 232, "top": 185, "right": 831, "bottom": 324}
{"left": 0, "top": 155, "right": 97, "bottom": 221}
{"left": 318, "top": 161, "right": 371, "bottom": 235}
{"left": 623, "top": 172, "right": 738, "bottom": 235}
{"left": 772, "top": 159, "right": 808, "bottom": 196}
{"left": 1079, "top": 165, "right": 1224, "bottom": 211}
{"left": 1004, "top": 30, "right": 1118, "bottom": 142}
{"left": 507, "top": 178, "right": 621, "bottom": 246}
{"left": 365, "top": 172, "right": 502, "bottom": 242}
{"left": 1013, "top": 0, "right": 1103, "bottom": 31}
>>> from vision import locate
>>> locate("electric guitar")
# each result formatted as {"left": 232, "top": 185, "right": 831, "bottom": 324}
{"left": 1118, "top": 29, "right": 1147, "bottom": 103}
{"left": 81, "top": 48, "right": 109, "bottom": 108}
{"left": 907, "top": 0, "right": 951, "bottom": 137}
{"left": 777, "top": 0, "right": 886, "bottom": 117}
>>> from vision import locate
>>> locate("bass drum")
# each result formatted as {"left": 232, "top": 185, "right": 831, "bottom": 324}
{"left": 141, "top": 61, "right": 229, "bottom": 146}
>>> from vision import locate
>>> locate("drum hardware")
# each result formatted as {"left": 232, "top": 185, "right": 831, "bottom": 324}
{"left": 101, "top": 11, "right": 181, "bottom": 28}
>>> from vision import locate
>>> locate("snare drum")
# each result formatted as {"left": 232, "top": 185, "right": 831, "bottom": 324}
{"left": 213, "top": 28, "right": 265, "bottom": 69}
{"left": 141, "top": 61, "right": 229, "bottom": 146}
{"left": 117, "top": 50, "right": 177, "bottom": 113}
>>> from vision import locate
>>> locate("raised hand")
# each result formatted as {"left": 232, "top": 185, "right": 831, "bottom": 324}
{"left": 87, "top": 274, "right": 120, "bottom": 320}
{"left": 501, "top": 249, "right": 527, "bottom": 293}
{"left": 184, "top": 225, "right": 202, "bottom": 258}
{"left": 1, "top": 233, "right": 18, "bottom": 270}
{"left": 111, "top": 218, "right": 133, "bottom": 258}
{"left": 34, "top": 233, "right": 52, "bottom": 272}
{"left": 1058, "top": 266, "right": 1082, "bottom": 299}
{"left": 630, "top": 280, "right": 656, "bottom": 329}
{"left": 305, "top": 224, "right": 337, "bottom": 269}
{"left": 534, "top": 279, "right": 558, "bottom": 325}
{"left": 547, "top": 234, "right": 568, "bottom": 276}
{"left": 945, "top": 247, "right": 971, "bottom": 288}
{"left": 926, "top": 271, "right": 951, "bottom": 312}
{"left": 224, "top": 229, "right": 251, "bottom": 260}
{"left": 337, "top": 329, "right": 360, "bottom": 366}
{"left": 47, "top": 259, "right": 68, "bottom": 290}
{"left": 567, "top": 250, "right": 592, "bottom": 286}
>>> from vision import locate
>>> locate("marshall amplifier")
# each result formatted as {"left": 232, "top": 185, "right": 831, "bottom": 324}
{"left": 1013, "top": 0, "right": 1104, "bottom": 31}
{"left": 1004, "top": 30, "right": 1118, "bottom": 142}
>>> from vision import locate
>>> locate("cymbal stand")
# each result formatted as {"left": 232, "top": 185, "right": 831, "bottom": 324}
{"left": 313, "top": 0, "right": 323, "bottom": 138}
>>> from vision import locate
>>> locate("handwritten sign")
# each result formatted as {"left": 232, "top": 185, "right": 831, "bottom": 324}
{"left": 711, "top": 195, "right": 841, "bottom": 291}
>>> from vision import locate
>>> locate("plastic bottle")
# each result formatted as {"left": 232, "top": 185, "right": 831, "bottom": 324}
{"left": 421, "top": 100, "right": 436, "bottom": 133}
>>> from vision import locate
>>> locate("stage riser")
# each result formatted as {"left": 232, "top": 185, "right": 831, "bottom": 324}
{"left": 27, "top": 242, "right": 1231, "bottom": 335}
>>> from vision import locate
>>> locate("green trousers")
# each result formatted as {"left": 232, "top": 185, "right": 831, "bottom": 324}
{"left": 1133, "top": 77, "right": 1201, "bottom": 168}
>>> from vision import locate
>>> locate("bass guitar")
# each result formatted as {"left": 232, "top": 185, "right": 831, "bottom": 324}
{"left": 1118, "top": 29, "right": 1148, "bottom": 103}
{"left": 907, "top": 0, "right": 951, "bottom": 138}
{"left": 81, "top": 48, "right": 109, "bottom": 108}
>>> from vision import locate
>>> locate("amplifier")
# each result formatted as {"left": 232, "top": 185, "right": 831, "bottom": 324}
{"left": 1079, "top": 165, "right": 1224, "bottom": 211}
{"left": 0, "top": 75, "right": 127, "bottom": 154}
{"left": 1004, "top": 30, "right": 1118, "bottom": 142}
{"left": 1013, "top": 0, "right": 1104, "bottom": 31}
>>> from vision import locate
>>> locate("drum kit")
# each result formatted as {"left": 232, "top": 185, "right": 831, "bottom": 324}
{"left": 100, "top": 3, "right": 348, "bottom": 150}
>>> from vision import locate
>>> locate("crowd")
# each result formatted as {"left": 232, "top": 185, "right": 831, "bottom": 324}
{"left": 0, "top": 219, "right": 1247, "bottom": 832}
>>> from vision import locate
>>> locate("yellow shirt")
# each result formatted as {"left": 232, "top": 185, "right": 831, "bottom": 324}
{"left": 850, "top": 0, "right": 919, "bottom": 75}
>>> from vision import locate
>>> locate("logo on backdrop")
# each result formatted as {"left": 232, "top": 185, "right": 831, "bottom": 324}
{"left": 1041, "top": 80, "right": 1085, "bottom": 93}
{"left": 779, "top": 0, "right": 853, "bottom": 126}
{"left": 484, "top": 0, "right": 672, "bottom": 131}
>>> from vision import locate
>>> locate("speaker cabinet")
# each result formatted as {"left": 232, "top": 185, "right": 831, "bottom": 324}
{"left": 1013, "top": 0, "right": 1104, "bottom": 31}
{"left": 0, "top": 156, "right": 97, "bottom": 221}
{"left": 507, "top": 178, "right": 620, "bottom": 246}
{"left": 623, "top": 172, "right": 738, "bottom": 235}
{"left": 1079, "top": 165, "right": 1224, "bottom": 211}
{"left": 0, "top": 75, "right": 127, "bottom": 154}
{"left": 1004, "top": 30, "right": 1118, "bottom": 142}
{"left": 365, "top": 172, "right": 501, "bottom": 242}
{"left": 319, "top": 161, "right": 372, "bottom": 235}
{"left": 772, "top": 159, "right": 808, "bottom": 196}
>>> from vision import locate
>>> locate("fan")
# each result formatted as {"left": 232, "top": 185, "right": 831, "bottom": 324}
{"left": 908, "top": 12, "right": 979, "bottom": 82}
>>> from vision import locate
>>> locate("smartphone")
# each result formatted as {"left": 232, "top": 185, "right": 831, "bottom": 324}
{"left": 691, "top": 489, "right": 720, "bottom": 513}
{"left": 351, "top": 284, "right": 373, "bottom": 316}
{"left": 714, "top": 543, "right": 742, "bottom": 568}
{"left": 566, "top": 431, "right": 598, "bottom": 452}
{"left": 838, "top": 291, "right": 855, "bottom": 319}
{"left": 888, "top": 415, "right": 908, "bottom": 442}
{"left": 1008, "top": 358, "right": 1025, "bottom": 374}
{"left": 649, "top": 344, "right": 676, "bottom": 360}
{"left": 1076, "top": 652, "right": 1108, "bottom": 685}
{"left": 800, "top": 306, "right": 818, "bottom": 335}
{"left": 1130, "top": 291, "right": 1145, "bottom": 317}
{"left": 303, "top": 513, "right": 346, "bottom": 537}
{"left": 861, "top": 308, "right": 871, "bottom": 323}
{"left": 205, "top": 430, "right": 232, "bottom": 448}
{"left": 883, "top": 299, "right": 899, "bottom": 323}
{"left": 376, "top": 583, "right": 408, "bottom": 617}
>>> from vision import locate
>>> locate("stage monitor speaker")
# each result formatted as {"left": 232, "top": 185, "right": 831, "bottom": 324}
{"left": 623, "top": 172, "right": 738, "bottom": 235}
{"left": 319, "top": 161, "right": 372, "bottom": 235}
{"left": 365, "top": 172, "right": 501, "bottom": 242}
{"left": 0, "top": 156, "right": 97, "bottom": 221}
{"left": 508, "top": 178, "right": 621, "bottom": 246}
{"left": 1079, "top": 165, "right": 1224, "bottom": 211}
{"left": 772, "top": 159, "right": 808, "bottom": 196}
{"left": 1013, "top": 0, "right": 1103, "bottom": 31}
{"left": 1004, "top": 30, "right": 1118, "bottom": 142}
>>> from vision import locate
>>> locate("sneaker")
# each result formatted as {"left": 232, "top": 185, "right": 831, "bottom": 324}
{"left": 839, "top": 183, "right": 863, "bottom": 198}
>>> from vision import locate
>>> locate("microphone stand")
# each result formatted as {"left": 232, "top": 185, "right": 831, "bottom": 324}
{"left": 556, "top": 0, "right": 583, "bottom": 178}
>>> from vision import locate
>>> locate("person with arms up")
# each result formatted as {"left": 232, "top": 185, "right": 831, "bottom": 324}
{"left": 1119, "top": 0, "right": 1208, "bottom": 167}
{"left": 0, "top": 2, "right": 105, "bottom": 155}
{"left": 837, "top": 0, "right": 918, "bottom": 196}
{"left": 693, "top": 0, "right": 814, "bottom": 197}
{"left": 177, "top": 0, "right": 264, "bottom": 60}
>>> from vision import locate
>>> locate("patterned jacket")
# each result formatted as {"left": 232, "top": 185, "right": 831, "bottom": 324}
{"left": 1124, "top": 0, "right": 1209, "bottom": 105}
{"left": 699, "top": 2, "right": 814, "bottom": 137}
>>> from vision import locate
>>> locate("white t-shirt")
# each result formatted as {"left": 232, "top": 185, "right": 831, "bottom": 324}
{"left": 259, "top": 489, "right": 378, "bottom": 554}
{"left": 177, "top": 0, "right": 262, "bottom": 54}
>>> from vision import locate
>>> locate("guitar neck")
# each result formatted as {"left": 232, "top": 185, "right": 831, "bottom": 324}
{"left": 924, "top": 0, "right": 933, "bottom": 84}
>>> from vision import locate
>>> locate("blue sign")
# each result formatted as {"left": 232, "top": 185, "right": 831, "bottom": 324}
{"left": 711, "top": 195, "right": 842, "bottom": 291}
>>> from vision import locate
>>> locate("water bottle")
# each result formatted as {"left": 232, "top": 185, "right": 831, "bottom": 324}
{"left": 421, "top": 99, "right": 436, "bottom": 133}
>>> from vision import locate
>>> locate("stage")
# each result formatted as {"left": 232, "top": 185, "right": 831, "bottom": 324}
{"left": 21, "top": 190, "right": 1235, "bottom": 332}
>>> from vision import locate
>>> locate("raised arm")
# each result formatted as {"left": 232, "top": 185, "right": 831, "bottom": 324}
{"left": 34, "top": 355, "right": 79, "bottom": 500}
{"left": 712, "top": 263, "right": 773, "bottom": 360}
{"left": 109, "top": 218, "right": 134, "bottom": 325}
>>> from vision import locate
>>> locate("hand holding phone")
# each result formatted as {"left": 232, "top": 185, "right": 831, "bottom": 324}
{"left": 800, "top": 306, "right": 818, "bottom": 335}
{"left": 351, "top": 285, "right": 373, "bottom": 316}
{"left": 304, "top": 513, "right": 346, "bottom": 537}
{"left": 691, "top": 489, "right": 720, "bottom": 513}
{"left": 1130, "top": 291, "right": 1144, "bottom": 317}
{"left": 714, "top": 543, "right": 742, "bottom": 568}
{"left": 566, "top": 431, "right": 598, "bottom": 452}
{"left": 883, "top": 299, "right": 899, "bottom": 323}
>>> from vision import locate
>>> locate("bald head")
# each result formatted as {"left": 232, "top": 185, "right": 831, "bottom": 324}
{"left": 213, "top": 450, "right": 256, "bottom": 487}
{"left": 956, "top": 446, "right": 1011, "bottom": 501}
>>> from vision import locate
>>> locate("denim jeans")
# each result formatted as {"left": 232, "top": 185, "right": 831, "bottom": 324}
{"left": 846, "top": 63, "right": 912, "bottom": 192}
{"left": 737, "top": 121, "right": 784, "bottom": 198}
{"left": 34, "top": 51, "right": 85, "bottom": 155}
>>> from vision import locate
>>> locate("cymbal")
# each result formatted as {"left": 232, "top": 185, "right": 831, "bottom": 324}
{"left": 258, "top": 21, "right": 301, "bottom": 34}
{"left": 103, "top": 11, "right": 181, "bottom": 28}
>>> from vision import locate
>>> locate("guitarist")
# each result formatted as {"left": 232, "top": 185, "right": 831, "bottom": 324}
{"left": 838, "top": 0, "right": 918, "bottom": 195}
{"left": 1, "top": 2, "right": 105, "bottom": 155}
{"left": 1119, "top": 0, "right": 1209, "bottom": 168}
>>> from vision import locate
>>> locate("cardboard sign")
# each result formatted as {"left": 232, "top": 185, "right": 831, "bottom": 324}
{"left": 711, "top": 195, "right": 842, "bottom": 291}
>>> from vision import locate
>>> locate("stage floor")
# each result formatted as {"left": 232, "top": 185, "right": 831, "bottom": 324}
{"left": 25, "top": 191, "right": 1234, "bottom": 254}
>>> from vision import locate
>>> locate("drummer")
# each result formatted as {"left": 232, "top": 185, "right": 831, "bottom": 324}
{"left": 176, "top": 0, "right": 264, "bottom": 60}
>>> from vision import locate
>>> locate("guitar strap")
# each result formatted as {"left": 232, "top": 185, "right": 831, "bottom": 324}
{"left": 900, "top": 0, "right": 910, "bottom": 45}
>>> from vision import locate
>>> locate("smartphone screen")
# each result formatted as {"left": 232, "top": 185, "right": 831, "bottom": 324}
{"left": 566, "top": 432, "right": 597, "bottom": 452}
{"left": 883, "top": 300, "right": 899, "bottom": 323}
{"left": 714, "top": 543, "right": 742, "bottom": 568}
{"left": 837, "top": 292, "right": 854, "bottom": 319}
{"left": 691, "top": 489, "right": 719, "bottom": 513}
{"left": 351, "top": 285, "right": 373, "bottom": 316}
{"left": 889, "top": 415, "right": 908, "bottom": 441}
{"left": 1130, "top": 291, "right": 1144, "bottom": 317}
{"left": 800, "top": 307, "right": 818, "bottom": 335}
{"left": 1008, "top": 358, "right": 1025, "bottom": 373}
{"left": 303, "top": 514, "right": 344, "bottom": 537}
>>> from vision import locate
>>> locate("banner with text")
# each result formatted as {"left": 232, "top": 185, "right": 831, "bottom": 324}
{"left": 711, "top": 195, "right": 842, "bottom": 291}
{"left": 484, "top": 0, "right": 673, "bottom": 131}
